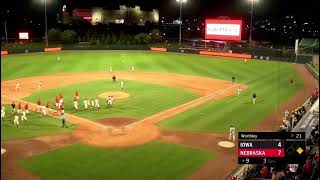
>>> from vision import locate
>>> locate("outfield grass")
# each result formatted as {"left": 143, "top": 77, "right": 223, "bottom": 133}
{"left": 24, "top": 80, "right": 197, "bottom": 120}
{"left": 1, "top": 51, "right": 302, "bottom": 132}
{"left": 18, "top": 141, "right": 213, "bottom": 180}
{"left": 1, "top": 105, "right": 75, "bottom": 140}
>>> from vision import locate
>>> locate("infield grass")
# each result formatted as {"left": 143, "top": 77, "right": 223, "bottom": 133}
{"left": 1, "top": 105, "right": 75, "bottom": 140}
{"left": 18, "top": 141, "right": 213, "bottom": 180}
{"left": 24, "top": 80, "right": 197, "bottom": 120}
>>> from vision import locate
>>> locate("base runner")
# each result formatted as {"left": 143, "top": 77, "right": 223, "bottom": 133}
{"left": 229, "top": 125, "right": 236, "bottom": 142}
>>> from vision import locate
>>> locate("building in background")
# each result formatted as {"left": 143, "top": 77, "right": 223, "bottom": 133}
{"left": 70, "top": 5, "right": 159, "bottom": 26}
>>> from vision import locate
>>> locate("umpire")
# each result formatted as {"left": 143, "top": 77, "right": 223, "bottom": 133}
{"left": 61, "top": 113, "right": 68, "bottom": 128}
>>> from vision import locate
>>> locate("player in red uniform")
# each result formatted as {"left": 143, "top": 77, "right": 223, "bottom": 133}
{"left": 36, "top": 99, "right": 42, "bottom": 112}
{"left": 17, "top": 102, "right": 22, "bottom": 114}
{"left": 60, "top": 103, "right": 65, "bottom": 114}
{"left": 24, "top": 103, "right": 29, "bottom": 114}
{"left": 75, "top": 91, "right": 79, "bottom": 100}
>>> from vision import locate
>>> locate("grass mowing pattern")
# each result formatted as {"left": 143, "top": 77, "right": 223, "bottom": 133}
{"left": 18, "top": 141, "right": 213, "bottom": 180}
{"left": 24, "top": 80, "right": 197, "bottom": 120}
{"left": 2, "top": 51, "right": 302, "bottom": 132}
{"left": 1, "top": 105, "right": 75, "bottom": 140}
{"left": 159, "top": 63, "right": 302, "bottom": 132}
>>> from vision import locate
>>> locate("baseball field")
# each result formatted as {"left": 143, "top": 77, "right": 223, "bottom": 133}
{"left": 1, "top": 50, "right": 316, "bottom": 180}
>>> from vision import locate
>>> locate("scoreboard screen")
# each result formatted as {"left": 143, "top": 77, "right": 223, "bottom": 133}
{"left": 205, "top": 19, "right": 242, "bottom": 41}
{"left": 238, "top": 132, "right": 306, "bottom": 164}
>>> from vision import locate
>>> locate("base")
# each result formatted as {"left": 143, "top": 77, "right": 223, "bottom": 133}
{"left": 217, "top": 141, "right": 235, "bottom": 148}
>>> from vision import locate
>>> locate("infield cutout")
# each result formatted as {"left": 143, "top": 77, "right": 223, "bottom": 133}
{"left": 98, "top": 92, "right": 130, "bottom": 99}
{"left": 218, "top": 141, "right": 235, "bottom": 148}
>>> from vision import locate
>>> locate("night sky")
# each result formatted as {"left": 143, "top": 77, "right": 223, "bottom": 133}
{"left": 2, "top": 0, "right": 320, "bottom": 21}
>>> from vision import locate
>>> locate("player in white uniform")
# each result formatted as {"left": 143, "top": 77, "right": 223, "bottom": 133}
{"left": 73, "top": 99, "right": 78, "bottom": 112}
{"left": 1, "top": 106, "right": 5, "bottom": 120}
{"left": 57, "top": 56, "right": 61, "bottom": 61}
{"left": 109, "top": 66, "right": 112, "bottom": 72}
{"left": 131, "top": 66, "right": 135, "bottom": 72}
{"left": 21, "top": 110, "right": 27, "bottom": 122}
{"left": 38, "top": 81, "right": 42, "bottom": 90}
{"left": 42, "top": 105, "right": 47, "bottom": 116}
{"left": 14, "top": 83, "right": 20, "bottom": 92}
{"left": 13, "top": 113, "right": 20, "bottom": 128}
{"left": 91, "top": 100, "right": 95, "bottom": 108}
{"left": 58, "top": 98, "right": 63, "bottom": 109}
{"left": 121, "top": 81, "right": 124, "bottom": 91}
{"left": 83, "top": 98, "right": 88, "bottom": 110}
{"left": 94, "top": 98, "right": 100, "bottom": 108}
{"left": 237, "top": 87, "right": 242, "bottom": 96}
{"left": 229, "top": 125, "right": 236, "bottom": 142}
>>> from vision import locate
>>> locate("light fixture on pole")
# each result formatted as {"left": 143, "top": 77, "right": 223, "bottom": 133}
{"left": 4, "top": 10, "right": 9, "bottom": 45}
{"left": 248, "top": 0, "right": 258, "bottom": 43}
{"left": 176, "top": 0, "right": 187, "bottom": 48}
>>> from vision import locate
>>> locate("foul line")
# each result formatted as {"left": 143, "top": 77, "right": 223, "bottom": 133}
{"left": 127, "top": 83, "right": 241, "bottom": 127}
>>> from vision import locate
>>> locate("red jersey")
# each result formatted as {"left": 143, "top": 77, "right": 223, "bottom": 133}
{"left": 60, "top": 104, "right": 64, "bottom": 110}
{"left": 55, "top": 96, "right": 60, "bottom": 103}
{"left": 18, "top": 103, "right": 22, "bottom": 109}
{"left": 261, "top": 166, "right": 268, "bottom": 178}
{"left": 37, "top": 99, "right": 42, "bottom": 105}
{"left": 46, "top": 102, "right": 50, "bottom": 108}
{"left": 75, "top": 91, "right": 79, "bottom": 97}
{"left": 24, "top": 103, "right": 29, "bottom": 110}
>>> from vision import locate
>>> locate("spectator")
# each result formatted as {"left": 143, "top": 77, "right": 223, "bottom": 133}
{"left": 261, "top": 165, "right": 268, "bottom": 178}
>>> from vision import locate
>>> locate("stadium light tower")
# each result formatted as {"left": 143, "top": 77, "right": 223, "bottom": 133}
{"left": 248, "top": 0, "right": 258, "bottom": 43}
{"left": 44, "top": 0, "right": 48, "bottom": 47}
{"left": 176, "top": 0, "right": 187, "bottom": 48}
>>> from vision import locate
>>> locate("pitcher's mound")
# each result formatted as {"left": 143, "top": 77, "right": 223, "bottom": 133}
{"left": 98, "top": 92, "right": 130, "bottom": 99}
{"left": 218, "top": 141, "right": 235, "bottom": 148}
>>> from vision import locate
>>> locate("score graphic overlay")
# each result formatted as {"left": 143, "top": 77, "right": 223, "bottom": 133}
{"left": 205, "top": 19, "right": 242, "bottom": 41}
{"left": 238, "top": 132, "right": 306, "bottom": 164}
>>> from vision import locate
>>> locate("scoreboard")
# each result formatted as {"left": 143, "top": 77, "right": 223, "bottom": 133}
{"left": 238, "top": 132, "right": 306, "bottom": 164}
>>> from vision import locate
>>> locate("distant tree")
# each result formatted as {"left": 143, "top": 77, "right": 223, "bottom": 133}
{"left": 61, "top": 30, "right": 77, "bottom": 44}
{"left": 48, "top": 28, "right": 61, "bottom": 42}
{"left": 134, "top": 33, "right": 151, "bottom": 45}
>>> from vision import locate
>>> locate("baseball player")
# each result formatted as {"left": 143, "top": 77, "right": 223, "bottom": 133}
{"left": 252, "top": 92, "right": 257, "bottom": 104}
{"left": 21, "top": 109, "right": 27, "bottom": 122}
{"left": 13, "top": 112, "right": 20, "bottom": 128}
{"left": 14, "top": 83, "right": 20, "bottom": 92}
{"left": 46, "top": 102, "right": 51, "bottom": 114}
{"left": 38, "top": 81, "right": 42, "bottom": 90}
{"left": 73, "top": 97, "right": 78, "bottom": 112}
{"left": 94, "top": 97, "right": 100, "bottom": 109}
{"left": 290, "top": 78, "right": 294, "bottom": 86}
{"left": 17, "top": 102, "right": 22, "bottom": 114}
{"left": 75, "top": 91, "right": 79, "bottom": 100}
{"left": 11, "top": 101, "right": 16, "bottom": 114}
{"left": 1, "top": 106, "right": 5, "bottom": 120}
{"left": 24, "top": 103, "right": 29, "bottom": 114}
{"left": 109, "top": 66, "right": 112, "bottom": 72}
{"left": 55, "top": 95, "right": 60, "bottom": 108}
{"left": 131, "top": 66, "right": 135, "bottom": 72}
{"left": 232, "top": 76, "right": 235, "bottom": 83}
{"left": 120, "top": 81, "right": 124, "bottom": 91}
{"left": 57, "top": 56, "right": 61, "bottom": 61}
{"left": 237, "top": 87, "right": 242, "bottom": 96}
{"left": 60, "top": 103, "right": 65, "bottom": 114}
{"left": 61, "top": 113, "right": 68, "bottom": 128}
{"left": 42, "top": 103, "right": 47, "bottom": 116}
{"left": 112, "top": 75, "right": 117, "bottom": 83}
{"left": 36, "top": 99, "right": 42, "bottom": 112}
{"left": 83, "top": 98, "right": 88, "bottom": 110}
{"left": 58, "top": 94, "right": 64, "bottom": 108}
{"left": 229, "top": 125, "right": 236, "bottom": 142}
{"left": 91, "top": 99, "right": 95, "bottom": 108}
{"left": 244, "top": 59, "right": 247, "bottom": 63}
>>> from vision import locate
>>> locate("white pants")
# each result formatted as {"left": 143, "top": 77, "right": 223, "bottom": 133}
{"left": 84, "top": 103, "right": 88, "bottom": 109}
{"left": 74, "top": 103, "right": 78, "bottom": 110}
{"left": 14, "top": 116, "right": 19, "bottom": 126}
{"left": 253, "top": 98, "right": 256, "bottom": 104}
{"left": 229, "top": 133, "right": 235, "bottom": 142}
{"left": 21, "top": 114, "right": 27, "bottom": 121}
{"left": 95, "top": 102, "right": 100, "bottom": 108}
